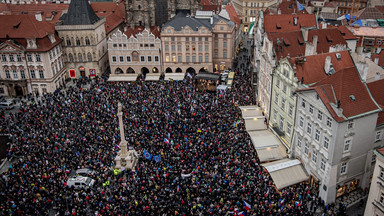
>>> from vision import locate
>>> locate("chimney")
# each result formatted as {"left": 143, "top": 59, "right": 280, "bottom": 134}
{"left": 375, "top": 58, "right": 379, "bottom": 64}
{"left": 35, "top": 12, "right": 42, "bottom": 22}
{"left": 293, "top": 16, "right": 298, "bottom": 26}
{"left": 324, "top": 56, "right": 331, "bottom": 74}
{"left": 312, "top": 35, "right": 318, "bottom": 54}
{"left": 322, "top": 22, "right": 327, "bottom": 29}
{"left": 210, "top": 16, "right": 213, "bottom": 24}
{"left": 301, "top": 27, "right": 308, "bottom": 42}
{"left": 278, "top": 8, "right": 281, "bottom": 15}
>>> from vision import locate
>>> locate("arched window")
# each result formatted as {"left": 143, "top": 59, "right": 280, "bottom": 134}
{"left": 138, "top": 5, "right": 141, "bottom": 10}
{"left": 66, "top": 37, "right": 71, "bottom": 46}
{"left": 85, "top": 37, "right": 90, "bottom": 45}
{"left": 87, "top": 52, "right": 92, "bottom": 62}
{"left": 76, "top": 37, "right": 81, "bottom": 46}
{"left": 69, "top": 53, "right": 74, "bottom": 62}
{"left": 78, "top": 53, "right": 83, "bottom": 62}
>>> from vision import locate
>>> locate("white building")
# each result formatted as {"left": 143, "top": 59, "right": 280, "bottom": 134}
{"left": 365, "top": 147, "right": 384, "bottom": 216}
{"left": 292, "top": 65, "right": 381, "bottom": 204}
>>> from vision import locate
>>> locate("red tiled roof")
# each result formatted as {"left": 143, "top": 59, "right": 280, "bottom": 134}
{"left": 225, "top": 2, "right": 241, "bottom": 26}
{"left": 336, "top": 25, "right": 357, "bottom": 40}
{"left": 124, "top": 26, "right": 161, "bottom": 39}
{"left": 377, "top": 147, "right": 384, "bottom": 157}
{"left": 264, "top": 14, "right": 316, "bottom": 33}
{"left": 301, "top": 66, "right": 380, "bottom": 122}
{"left": 356, "top": 7, "right": 384, "bottom": 20}
{"left": 292, "top": 50, "right": 354, "bottom": 85}
{"left": 150, "top": 26, "right": 161, "bottom": 38}
{"left": 268, "top": 28, "right": 347, "bottom": 60}
{"left": 95, "top": 11, "right": 124, "bottom": 34}
{"left": 91, "top": 1, "right": 126, "bottom": 19}
{"left": 202, "top": 5, "right": 220, "bottom": 12}
{"left": 265, "top": 0, "right": 308, "bottom": 15}
{"left": 367, "top": 79, "right": 384, "bottom": 126}
{"left": 0, "top": 14, "right": 55, "bottom": 38}
{"left": 324, "top": 2, "right": 337, "bottom": 8}
{"left": 376, "top": 6, "right": 384, "bottom": 14}
{"left": 371, "top": 51, "right": 384, "bottom": 67}
{"left": 0, "top": 34, "right": 62, "bottom": 52}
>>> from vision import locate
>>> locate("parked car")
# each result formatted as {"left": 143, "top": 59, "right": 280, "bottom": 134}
{"left": 66, "top": 176, "right": 95, "bottom": 189}
{"left": 0, "top": 101, "right": 14, "bottom": 110}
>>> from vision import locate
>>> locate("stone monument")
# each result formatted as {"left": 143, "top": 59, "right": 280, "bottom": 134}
{"left": 114, "top": 102, "right": 138, "bottom": 170}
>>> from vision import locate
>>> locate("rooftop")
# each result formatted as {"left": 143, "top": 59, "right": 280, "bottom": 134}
{"left": 356, "top": 7, "right": 384, "bottom": 20}
{"left": 263, "top": 14, "right": 317, "bottom": 33}
{"left": 347, "top": 26, "right": 384, "bottom": 37}
{"left": 60, "top": 0, "right": 100, "bottom": 25}
{"left": 367, "top": 79, "right": 384, "bottom": 126}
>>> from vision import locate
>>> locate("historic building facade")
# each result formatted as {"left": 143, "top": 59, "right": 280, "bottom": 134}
{"left": 125, "top": 0, "right": 201, "bottom": 27}
{"left": 108, "top": 27, "right": 161, "bottom": 77}
{"left": 55, "top": 0, "right": 108, "bottom": 79}
{"left": 0, "top": 15, "right": 66, "bottom": 97}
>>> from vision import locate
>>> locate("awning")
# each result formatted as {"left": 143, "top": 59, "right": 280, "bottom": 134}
{"left": 194, "top": 72, "right": 220, "bottom": 81}
{"left": 241, "top": 108, "right": 263, "bottom": 118}
{"left": 248, "top": 130, "right": 281, "bottom": 149}
{"left": 145, "top": 75, "right": 160, "bottom": 81}
{"left": 262, "top": 159, "right": 308, "bottom": 190}
{"left": 257, "top": 148, "right": 284, "bottom": 162}
{"left": 217, "top": 85, "right": 228, "bottom": 91}
{"left": 165, "top": 73, "right": 185, "bottom": 80}
{"left": 244, "top": 118, "right": 267, "bottom": 131}
{"left": 108, "top": 75, "right": 138, "bottom": 82}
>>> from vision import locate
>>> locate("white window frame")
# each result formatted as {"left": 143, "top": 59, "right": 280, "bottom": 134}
{"left": 304, "top": 142, "right": 309, "bottom": 156}
{"left": 287, "top": 123, "right": 292, "bottom": 136}
{"left": 148, "top": 56, "right": 152, "bottom": 62}
{"left": 309, "top": 105, "right": 314, "bottom": 114}
{"left": 301, "top": 99, "right": 306, "bottom": 108}
{"left": 306, "top": 122, "right": 312, "bottom": 135}
{"left": 155, "top": 56, "right": 159, "bottom": 62}
{"left": 375, "top": 130, "right": 382, "bottom": 142}
{"left": 140, "top": 56, "right": 145, "bottom": 62}
{"left": 340, "top": 162, "right": 347, "bottom": 175}
{"left": 126, "top": 56, "right": 131, "bottom": 62}
{"left": 318, "top": 111, "right": 323, "bottom": 121}
{"left": 327, "top": 117, "right": 332, "bottom": 128}
{"left": 297, "top": 136, "right": 302, "bottom": 148}
{"left": 315, "top": 129, "right": 320, "bottom": 142}
{"left": 299, "top": 116, "right": 304, "bottom": 128}
{"left": 320, "top": 158, "right": 326, "bottom": 171}
{"left": 343, "top": 139, "right": 352, "bottom": 153}
{"left": 274, "top": 92, "right": 279, "bottom": 104}
{"left": 380, "top": 167, "right": 384, "bottom": 179}
{"left": 112, "top": 56, "right": 117, "bottom": 63}
{"left": 312, "top": 150, "right": 317, "bottom": 163}
{"left": 288, "top": 104, "right": 293, "bottom": 117}
{"left": 347, "top": 120, "right": 354, "bottom": 130}
{"left": 119, "top": 56, "right": 124, "bottom": 62}
{"left": 323, "top": 136, "right": 329, "bottom": 149}
{"left": 281, "top": 98, "right": 286, "bottom": 111}
{"left": 273, "top": 108, "right": 277, "bottom": 121}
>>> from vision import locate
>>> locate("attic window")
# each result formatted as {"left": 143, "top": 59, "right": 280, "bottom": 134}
{"left": 276, "top": 23, "right": 281, "bottom": 29}
{"left": 283, "top": 38, "right": 291, "bottom": 46}
{"left": 349, "top": 95, "right": 356, "bottom": 101}
{"left": 298, "top": 37, "right": 304, "bottom": 45}
{"left": 326, "top": 35, "right": 333, "bottom": 43}
{"left": 335, "top": 53, "right": 341, "bottom": 60}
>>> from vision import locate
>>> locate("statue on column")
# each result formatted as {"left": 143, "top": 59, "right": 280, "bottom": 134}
{"left": 114, "top": 102, "right": 138, "bottom": 170}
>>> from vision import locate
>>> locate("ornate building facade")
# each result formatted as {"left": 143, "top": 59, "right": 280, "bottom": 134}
{"left": 125, "top": 0, "right": 201, "bottom": 27}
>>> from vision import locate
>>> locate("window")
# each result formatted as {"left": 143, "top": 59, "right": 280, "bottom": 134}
{"left": 320, "top": 158, "right": 326, "bottom": 171}
{"left": 155, "top": 56, "right": 159, "bottom": 62}
{"left": 287, "top": 123, "right": 292, "bottom": 135}
{"left": 66, "top": 37, "right": 71, "bottom": 46}
{"left": 282, "top": 84, "right": 287, "bottom": 93}
{"left": 347, "top": 120, "right": 354, "bottom": 129}
{"left": 186, "top": 37, "right": 189, "bottom": 41}
{"left": 52, "top": 49, "right": 56, "bottom": 57}
{"left": 165, "top": 56, "right": 170, "bottom": 62}
{"left": 327, "top": 117, "right": 332, "bottom": 128}
{"left": 323, "top": 136, "right": 329, "bottom": 149}
{"left": 318, "top": 111, "right": 323, "bottom": 121}
{"left": 69, "top": 54, "right": 74, "bottom": 62}
{"left": 148, "top": 56, "right": 152, "bottom": 62}
{"left": 140, "top": 56, "right": 145, "bottom": 62}
{"left": 312, "top": 150, "right": 317, "bottom": 163}
{"left": 307, "top": 123, "right": 312, "bottom": 134}
{"left": 76, "top": 37, "right": 81, "bottom": 46}
{"left": 223, "top": 51, "right": 227, "bottom": 58}
{"left": 343, "top": 139, "right": 351, "bottom": 153}
{"left": 288, "top": 104, "right": 293, "bottom": 117}
{"left": 171, "top": 45, "right": 175, "bottom": 52}
{"left": 0, "top": 88, "right": 3, "bottom": 94}
{"left": 192, "top": 37, "right": 195, "bottom": 42}
{"left": 165, "top": 45, "right": 169, "bottom": 51}
{"left": 12, "top": 70, "right": 17, "bottom": 79}
{"left": 198, "top": 45, "right": 202, "bottom": 52}
{"left": 301, "top": 99, "right": 306, "bottom": 108}
{"left": 299, "top": 116, "right": 304, "bottom": 128}
{"left": 281, "top": 98, "right": 286, "bottom": 111}
{"left": 172, "top": 55, "right": 176, "bottom": 62}
{"left": 16, "top": 54, "right": 22, "bottom": 62}
{"left": 177, "top": 45, "right": 181, "bottom": 52}
{"left": 380, "top": 167, "right": 384, "bottom": 179}
{"left": 297, "top": 136, "right": 302, "bottom": 148}
{"left": 279, "top": 116, "right": 284, "bottom": 131}
{"left": 186, "top": 45, "right": 189, "bottom": 51}
{"left": 112, "top": 56, "right": 117, "bottom": 62}
{"left": 304, "top": 142, "right": 309, "bottom": 156}
{"left": 215, "top": 41, "right": 218, "bottom": 48}
{"left": 376, "top": 131, "right": 382, "bottom": 142}
{"left": 171, "top": 37, "right": 175, "bottom": 41}
{"left": 1, "top": 54, "right": 6, "bottom": 62}
{"left": 30, "top": 70, "right": 35, "bottom": 79}
{"left": 205, "top": 37, "right": 208, "bottom": 41}
{"left": 214, "top": 50, "right": 218, "bottom": 58}
{"left": 372, "top": 154, "right": 377, "bottom": 163}
{"left": 192, "top": 56, "right": 196, "bottom": 62}
{"left": 36, "top": 54, "right": 41, "bottom": 62}
{"left": 119, "top": 56, "right": 124, "bottom": 62}
{"left": 85, "top": 37, "right": 90, "bottom": 45}
{"left": 25, "top": 54, "right": 32, "bottom": 62}
{"left": 186, "top": 56, "right": 190, "bottom": 62}
{"left": 205, "top": 45, "right": 209, "bottom": 52}
{"left": 274, "top": 92, "right": 279, "bottom": 104}
{"left": 199, "top": 55, "right": 203, "bottom": 62}
{"left": 273, "top": 109, "right": 277, "bottom": 121}
{"left": 223, "top": 41, "right": 227, "bottom": 47}
{"left": 205, "top": 55, "right": 209, "bottom": 62}
{"left": 9, "top": 55, "right": 14, "bottom": 62}
{"left": 309, "top": 105, "right": 314, "bottom": 114}
{"left": 39, "top": 70, "right": 44, "bottom": 79}
{"left": 5, "top": 70, "right": 10, "bottom": 79}
{"left": 78, "top": 53, "right": 83, "bottom": 62}
{"left": 340, "top": 162, "right": 347, "bottom": 175}
{"left": 315, "top": 129, "right": 320, "bottom": 142}
{"left": 20, "top": 70, "right": 25, "bottom": 79}
{"left": 178, "top": 56, "right": 182, "bottom": 62}
{"left": 87, "top": 53, "right": 92, "bottom": 62}
{"left": 276, "top": 79, "right": 280, "bottom": 88}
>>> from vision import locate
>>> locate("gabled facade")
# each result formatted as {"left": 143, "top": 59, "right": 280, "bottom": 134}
{"left": 0, "top": 15, "right": 66, "bottom": 97}
{"left": 108, "top": 28, "right": 161, "bottom": 76}
{"left": 292, "top": 65, "right": 381, "bottom": 204}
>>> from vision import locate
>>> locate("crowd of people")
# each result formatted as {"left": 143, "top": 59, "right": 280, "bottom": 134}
{"left": 0, "top": 53, "right": 326, "bottom": 215}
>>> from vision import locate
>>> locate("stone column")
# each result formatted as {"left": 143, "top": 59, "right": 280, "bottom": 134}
{"left": 118, "top": 102, "right": 128, "bottom": 157}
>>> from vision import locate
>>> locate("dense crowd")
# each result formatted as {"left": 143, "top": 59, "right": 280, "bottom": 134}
{"left": 0, "top": 62, "right": 322, "bottom": 215}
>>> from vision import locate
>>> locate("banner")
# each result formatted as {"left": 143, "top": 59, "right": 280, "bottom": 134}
{"left": 153, "top": 154, "right": 161, "bottom": 163}
{"left": 143, "top": 150, "right": 152, "bottom": 160}
{"left": 89, "top": 69, "right": 96, "bottom": 77}
{"left": 69, "top": 69, "right": 76, "bottom": 78}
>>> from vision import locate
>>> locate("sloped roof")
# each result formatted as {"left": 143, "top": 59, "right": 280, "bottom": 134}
{"left": 336, "top": 25, "right": 357, "bottom": 40}
{"left": 371, "top": 51, "right": 384, "bottom": 67}
{"left": 367, "top": 79, "right": 384, "bottom": 126}
{"left": 223, "top": 2, "right": 241, "bottom": 26}
{"left": 264, "top": 14, "right": 316, "bottom": 33}
{"left": 320, "top": 12, "right": 339, "bottom": 20}
{"left": 323, "top": 2, "right": 337, "bottom": 8}
{"left": 376, "top": 6, "right": 384, "bottom": 14}
{"left": 291, "top": 50, "right": 354, "bottom": 85}
{"left": 264, "top": 0, "right": 308, "bottom": 15}
{"left": 61, "top": 0, "right": 100, "bottom": 25}
{"left": 348, "top": 26, "right": 384, "bottom": 37}
{"left": 308, "top": 28, "right": 347, "bottom": 54}
{"left": 0, "top": 14, "right": 55, "bottom": 38}
{"left": 95, "top": 11, "right": 123, "bottom": 34}
{"left": 300, "top": 67, "right": 380, "bottom": 122}
{"left": 356, "top": 7, "right": 384, "bottom": 20}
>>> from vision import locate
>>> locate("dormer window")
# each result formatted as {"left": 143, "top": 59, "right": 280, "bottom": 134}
{"left": 27, "top": 39, "right": 37, "bottom": 49}
{"left": 48, "top": 34, "right": 56, "bottom": 43}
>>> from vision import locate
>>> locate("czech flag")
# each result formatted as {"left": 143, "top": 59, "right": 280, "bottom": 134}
{"left": 143, "top": 150, "right": 152, "bottom": 160}
{"left": 238, "top": 212, "right": 245, "bottom": 216}
{"left": 164, "top": 138, "right": 170, "bottom": 145}
{"left": 153, "top": 154, "right": 161, "bottom": 163}
{"left": 244, "top": 201, "right": 251, "bottom": 210}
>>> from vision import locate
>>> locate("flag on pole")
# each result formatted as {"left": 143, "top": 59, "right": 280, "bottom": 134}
{"left": 143, "top": 150, "right": 152, "bottom": 160}
{"left": 297, "top": 0, "right": 305, "bottom": 11}
{"left": 238, "top": 212, "right": 245, "bottom": 216}
{"left": 248, "top": 21, "right": 255, "bottom": 35}
{"left": 244, "top": 201, "right": 252, "bottom": 210}
{"left": 164, "top": 138, "right": 170, "bottom": 145}
{"left": 265, "top": 189, "right": 270, "bottom": 197}
{"left": 153, "top": 154, "right": 161, "bottom": 163}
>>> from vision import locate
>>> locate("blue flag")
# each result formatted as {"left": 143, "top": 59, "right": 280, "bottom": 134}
{"left": 143, "top": 150, "right": 152, "bottom": 160}
{"left": 153, "top": 154, "right": 161, "bottom": 163}
{"left": 297, "top": 0, "right": 305, "bottom": 11}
